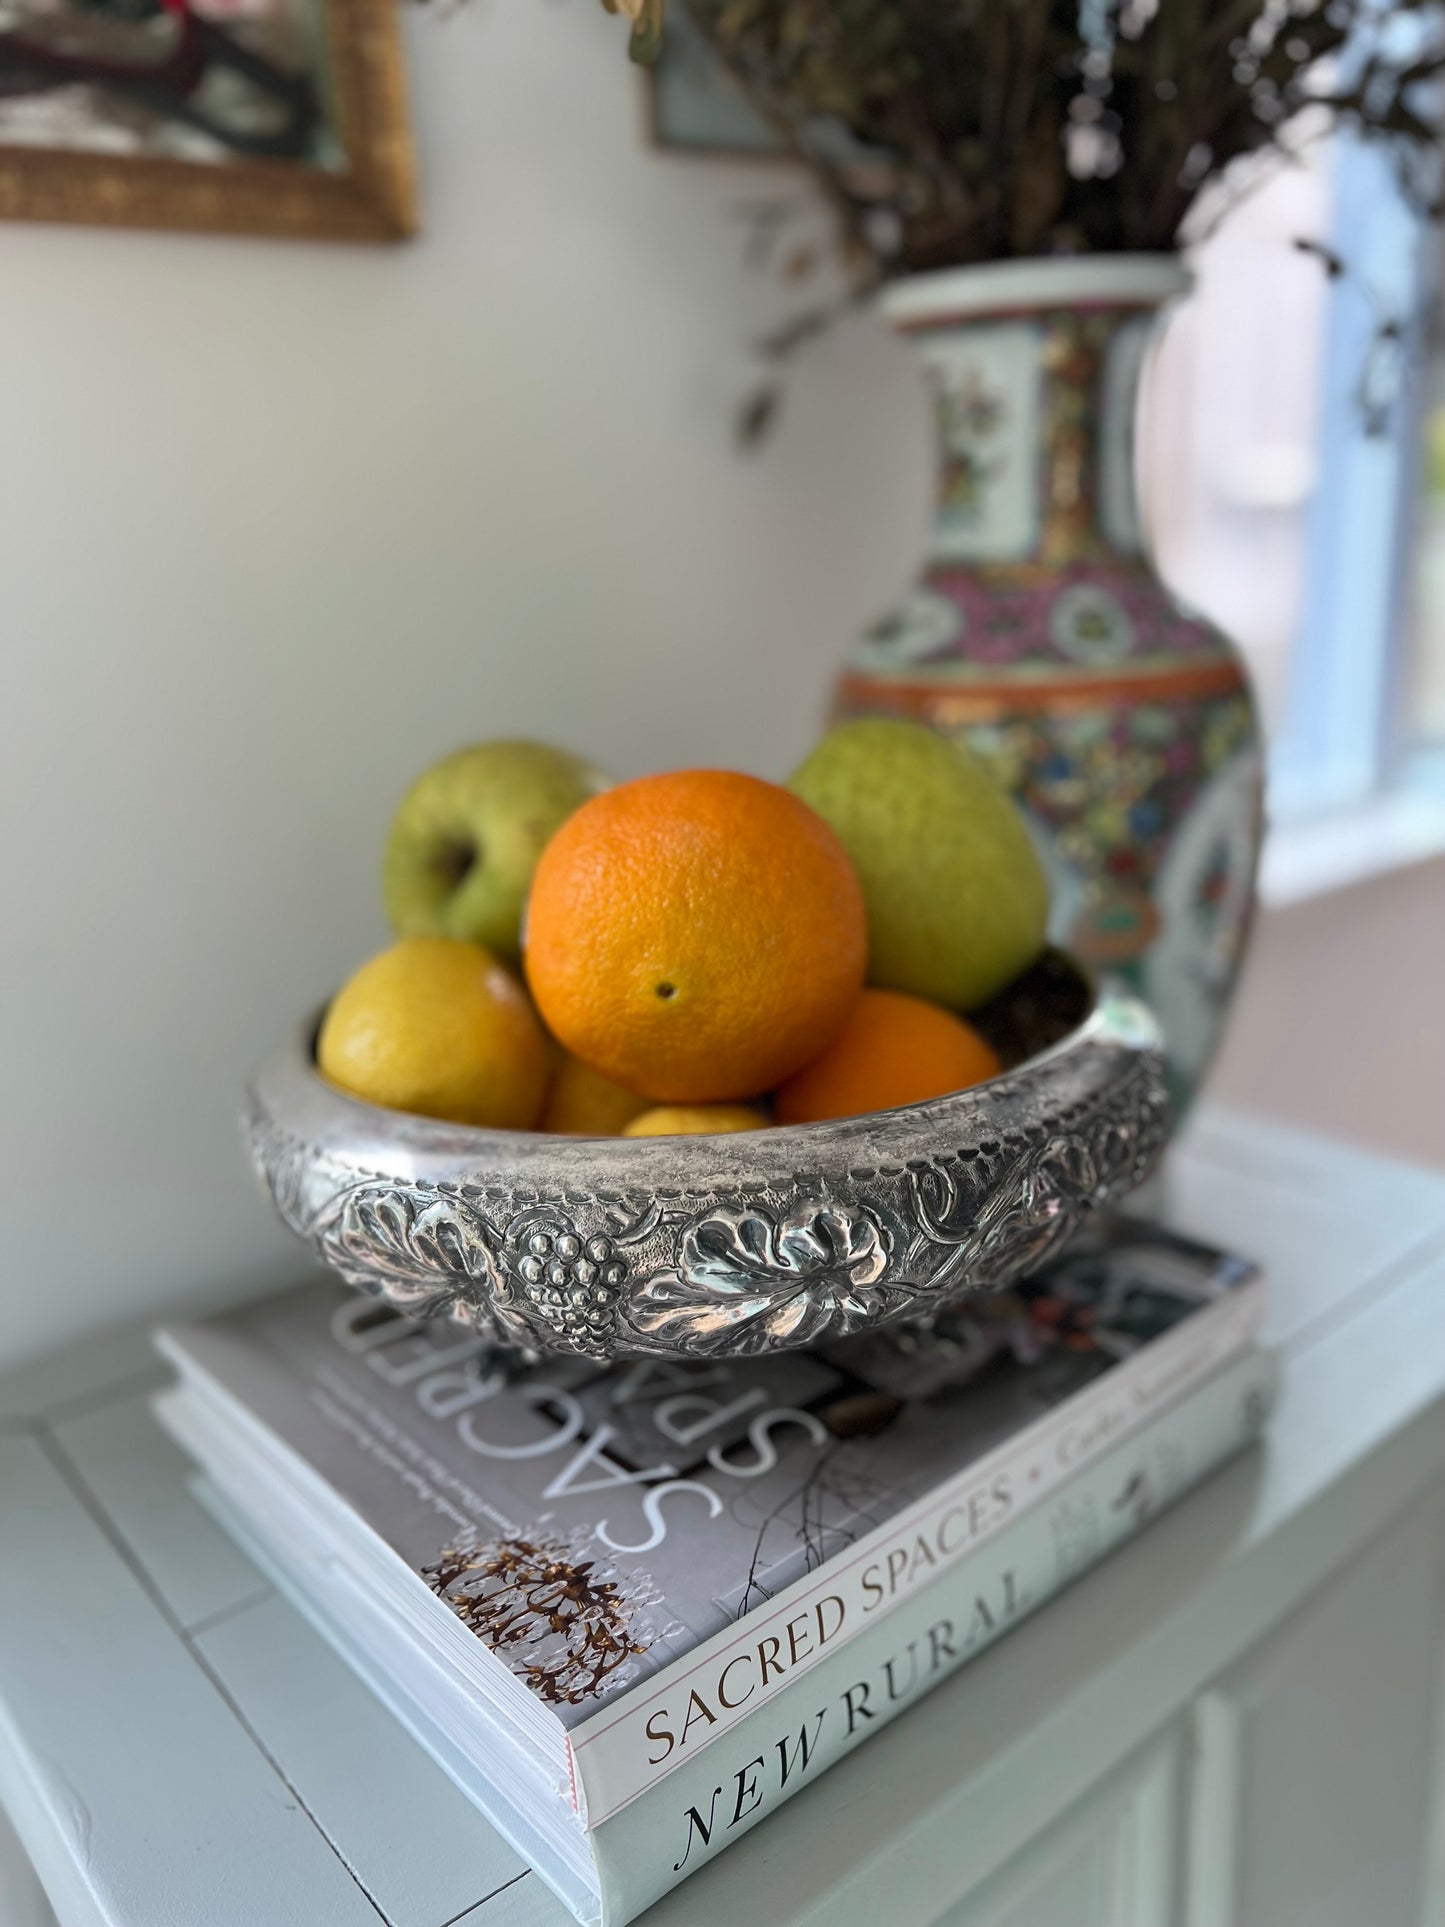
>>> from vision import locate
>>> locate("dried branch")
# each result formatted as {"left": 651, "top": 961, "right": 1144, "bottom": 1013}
{"left": 609, "top": 0, "right": 1445, "bottom": 272}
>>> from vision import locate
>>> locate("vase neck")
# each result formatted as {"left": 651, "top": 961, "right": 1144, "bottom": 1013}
{"left": 896, "top": 295, "right": 1168, "bottom": 572}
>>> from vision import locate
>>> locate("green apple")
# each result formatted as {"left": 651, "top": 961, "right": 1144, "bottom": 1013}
{"left": 788, "top": 718, "right": 1048, "bottom": 1010}
{"left": 383, "top": 741, "right": 609, "bottom": 962}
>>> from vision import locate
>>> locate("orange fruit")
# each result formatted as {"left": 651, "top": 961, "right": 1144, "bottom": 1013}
{"left": 540, "top": 1050, "right": 651, "bottom": 1136}
{"left": 318, "top": 936, "right": 548, "bottom": 1130}
{"left": 774, "top": 987, "right": 1001, "bottom": 1124}
{"left": 524, "top": 770, "right": 867, "bottom": 1103}
{"left": 623, "top": 1104, "right": 770, "bottom": 1138}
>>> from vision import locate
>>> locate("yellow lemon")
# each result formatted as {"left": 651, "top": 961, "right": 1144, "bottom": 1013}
{"left": 540, "top": 1050, "right": 651, "bottom": 1136}
{"left": 622, "top": 1104, "right": 770, "bottom": 1138}
{"left": 318, "top": 936, "right": 548, "bottom": 1129}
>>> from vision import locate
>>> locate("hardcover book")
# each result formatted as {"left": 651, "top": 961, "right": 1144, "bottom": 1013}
{"left": 155, "top": 1216, "right": 1272, "bottom": 1926}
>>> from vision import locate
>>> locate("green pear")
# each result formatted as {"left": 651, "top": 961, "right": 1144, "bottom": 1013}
{"left": 788, "top": 718, "right": 1048, "bottom": 1010}
{"left": 383, "top": 741, "right": 609, "bottom": 962}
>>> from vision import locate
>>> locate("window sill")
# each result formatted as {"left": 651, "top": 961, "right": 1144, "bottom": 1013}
{"left": 1260, "top": 784, "right": 1445, "bottom": 908}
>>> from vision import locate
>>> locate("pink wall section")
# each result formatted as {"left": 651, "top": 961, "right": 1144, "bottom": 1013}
{"left": 1209, "top": 861, "right": 1445, "bottom": 1170}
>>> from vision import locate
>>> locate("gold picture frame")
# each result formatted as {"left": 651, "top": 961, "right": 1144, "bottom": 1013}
{"left": 0, "top": 0, "right": 415, "bottom": 243}
{"left": 643, "top": 4, "right": 783, "bottom": 162}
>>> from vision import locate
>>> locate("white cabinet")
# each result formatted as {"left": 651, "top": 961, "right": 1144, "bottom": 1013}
{"left": 5, "top": 1112, "right": 1445, "bottom": 1927}
{"left": 935, "top": 1487, "right": 1445, "bottom": 1927}
{"left": 1185, "top": 1489, "right": 1445, "bottom": 1927}
{"left": 0, "top": 1807, "right": 55, "bottom": 1927}
{"left": 935, "top": 1729, "right": 1186, "bottom": 1927}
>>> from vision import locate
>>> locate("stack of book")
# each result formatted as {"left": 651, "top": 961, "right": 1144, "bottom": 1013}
{"left": 156, "top": 1215, "right": 1272, "bottom": 1927}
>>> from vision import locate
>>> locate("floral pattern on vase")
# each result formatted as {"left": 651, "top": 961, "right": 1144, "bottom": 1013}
{"left": 836, "top": 257, "right": 1263, "bottom": 1108}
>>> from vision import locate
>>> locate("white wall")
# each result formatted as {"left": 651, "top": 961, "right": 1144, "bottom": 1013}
{"left": 0, "top": 1, "right": 926, "bottom": 1366}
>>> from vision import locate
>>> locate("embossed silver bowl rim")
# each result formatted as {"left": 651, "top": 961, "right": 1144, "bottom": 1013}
{"left": 244, "top": 955, "right": 1172, "bottom": 1361}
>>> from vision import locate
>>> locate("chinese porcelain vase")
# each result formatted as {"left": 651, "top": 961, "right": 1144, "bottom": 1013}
{"left": 836, "top": 256, "right": 1263, "bottom": 1108}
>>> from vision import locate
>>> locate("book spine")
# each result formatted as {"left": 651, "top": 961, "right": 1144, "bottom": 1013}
{"left": 585, "top": 1345, "right": 1276, "bottom": 1927}
{"left": 571, "top": 1275, "right": 1263, "bottom": 1820}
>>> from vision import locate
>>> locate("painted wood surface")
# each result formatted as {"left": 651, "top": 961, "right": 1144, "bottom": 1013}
{"left": 2, "top": 1106, "right": 1444, "bottom": 1927}
{"left": 1186, "top": 1488, "right": 1445, "bottom": 1927}
{"left": 932, "top": 1728, "right": 1185, "bottom": 1927}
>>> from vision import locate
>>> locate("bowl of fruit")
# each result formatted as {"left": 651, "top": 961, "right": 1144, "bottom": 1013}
{"left": 245, "top": 724, "right": 1171, "bottom": 1360}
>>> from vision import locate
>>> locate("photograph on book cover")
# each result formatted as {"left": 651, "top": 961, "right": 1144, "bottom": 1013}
{"left": 157, "top": 1219, "right": 1260, "bottom": 1767}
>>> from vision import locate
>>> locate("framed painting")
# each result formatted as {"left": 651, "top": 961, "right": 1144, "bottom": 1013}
{"left": 645, "top": 11, "right": 892, "bottom": 203}
{"left": 645, "top": 6, "right": 781, "bottom": 160}
{"left": 0, "top": 0, "right": 414, "bottom": 241}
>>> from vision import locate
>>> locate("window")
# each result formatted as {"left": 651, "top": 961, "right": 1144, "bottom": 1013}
{"left": 1141, "top": 134, "right": 1444, "bottom": 897}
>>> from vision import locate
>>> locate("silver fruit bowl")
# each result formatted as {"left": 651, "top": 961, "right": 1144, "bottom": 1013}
{"left": 244, "top": 953, "right": 1170, "bottom": 1361}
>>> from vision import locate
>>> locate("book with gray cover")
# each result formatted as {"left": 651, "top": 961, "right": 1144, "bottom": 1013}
{"left": 155, "top": 1215, "right": 1270, "bottom": 1925}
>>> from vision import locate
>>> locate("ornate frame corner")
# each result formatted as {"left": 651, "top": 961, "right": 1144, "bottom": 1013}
{"left": 0, "top": 0, "right": 416, "bottom": 244}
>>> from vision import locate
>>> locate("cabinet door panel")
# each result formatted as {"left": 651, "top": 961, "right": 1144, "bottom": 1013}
{"left": 932, "top": 1726, "right": 1184, "bottom": 1927}
{"left": 0, "top": 1806, "right": 57, "bottom": 1927}
{"left": 1186, "top": 1487, "right": 1445, "bottom": 1927}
